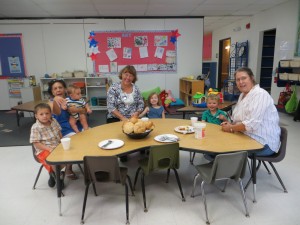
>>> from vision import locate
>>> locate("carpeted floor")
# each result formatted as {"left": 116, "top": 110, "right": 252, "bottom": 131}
{"left": 0, "top": 110, "right": 107, "bottom": 147}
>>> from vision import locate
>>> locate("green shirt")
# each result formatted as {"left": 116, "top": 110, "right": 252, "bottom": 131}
{"left": 201, "top": 109, "right": 228, "bottom": 125}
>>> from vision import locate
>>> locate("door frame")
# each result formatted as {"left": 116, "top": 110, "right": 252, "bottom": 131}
{"left": 218, "top": 38, "right": 231, "bottom": 90}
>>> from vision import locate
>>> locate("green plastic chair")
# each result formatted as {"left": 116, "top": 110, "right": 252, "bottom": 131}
{"left": 133, "top": 143, "right": 185, "bottom": 212}
{"left": 81, "top": 156, "right": 134, "bottom": 225}
{"left": 191, "top": 151, "right": 249, "bottom": 225}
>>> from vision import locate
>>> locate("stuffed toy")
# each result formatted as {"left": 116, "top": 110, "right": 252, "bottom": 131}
{"left": 164, "top": 90, "right": 176, "bottom": 107}
{"left": 159, "top": 90, "right": 167, "bottom": 108}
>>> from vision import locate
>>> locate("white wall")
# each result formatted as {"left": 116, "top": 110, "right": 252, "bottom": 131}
{"left": 211, "top": 0, "right": 299, "bottom": 101}
{"left": 0, "top": 18, "right": 203, "bottom": 99}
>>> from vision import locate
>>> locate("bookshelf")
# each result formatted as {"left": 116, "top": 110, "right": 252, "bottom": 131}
{"left": 179, "top": 78, "right": 204, "bottom": 106}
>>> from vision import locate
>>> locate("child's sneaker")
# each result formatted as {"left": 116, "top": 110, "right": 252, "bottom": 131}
{"left": 48, "top": 174, "right": 56, "bottom": 188}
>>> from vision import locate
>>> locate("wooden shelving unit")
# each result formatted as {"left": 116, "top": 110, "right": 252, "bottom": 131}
{"left": 179, "top": 78, "right": 204, "bottom": 106}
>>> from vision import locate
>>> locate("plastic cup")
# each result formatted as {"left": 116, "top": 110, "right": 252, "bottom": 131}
{"left": 190, "top": 117, "right": 198, "bottom": 127}
{"left": 141, "top": 117, "right": 149, "bottom": 122}
{"left": 194, "top": 122, "right": 206, "bottom": 139}
{"left": 61, "top": 138, "right": 71, "bottom": 150}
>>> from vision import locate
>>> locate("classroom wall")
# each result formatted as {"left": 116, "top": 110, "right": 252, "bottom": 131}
{"left": 211, "top": 0, "right": 299, "bottom": 101}
{"left": 0, "top": 18, "right": 203, "bottom": 99}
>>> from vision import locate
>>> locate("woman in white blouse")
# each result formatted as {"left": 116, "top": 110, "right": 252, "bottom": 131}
{"left": 221, "top": 67, "right": 280, "bottom": 156}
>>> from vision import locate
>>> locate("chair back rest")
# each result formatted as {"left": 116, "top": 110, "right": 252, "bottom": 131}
{"left": 146, "top": 143, "right": 180, "bottom": 175}
{"left": 256, "top": 126, "right": 288, "bottom": 162}
{"left": 32, "top": 144, "right": 40, "bottom": 163}
{"left": 212, "top": 151, "right": 248, "bottom": 182}
{"left": 276, "top": 127, "right": 288, "bottom": 161}
{"left": 83, "top": 156, "right": 123, "bottom": 185}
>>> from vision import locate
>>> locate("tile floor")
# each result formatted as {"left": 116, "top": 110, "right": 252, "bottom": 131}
{"left": 1, "top": 112, "right": 299, "bottom": 225}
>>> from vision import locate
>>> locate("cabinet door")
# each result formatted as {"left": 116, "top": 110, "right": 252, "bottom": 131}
{"left": 0, "top": 80, "right": 10, "bottom": 110}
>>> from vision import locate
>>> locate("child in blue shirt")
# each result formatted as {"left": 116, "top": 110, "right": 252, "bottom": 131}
{"left": 140, "top": 92, "right": 165, "bottom": 119}
{"left": 202, "top": 94, "right": 228, "bottom": 124}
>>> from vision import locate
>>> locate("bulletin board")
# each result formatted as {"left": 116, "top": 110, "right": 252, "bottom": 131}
{"left": 0, "top": 33, "right": 27, "bottom": 78}
{"left": 89, "top": 30, "right": 178, "bottom": 74}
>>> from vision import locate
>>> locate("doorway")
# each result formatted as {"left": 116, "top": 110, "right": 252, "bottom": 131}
{"left": 259, "top": 29, "right": 276, "bottom": 93}
{"left": 218, "top": 38, "right": 231, "bottom": 90}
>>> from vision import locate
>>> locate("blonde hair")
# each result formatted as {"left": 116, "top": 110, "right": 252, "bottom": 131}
{"left": 207, "top": 94, "right": 220, "bottom": 103}
{"left": 67, "top": 84, "right": 80, "bottom": 95}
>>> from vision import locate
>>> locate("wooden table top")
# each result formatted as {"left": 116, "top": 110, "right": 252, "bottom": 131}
{"left": 176, "top": 101, "right": 236, "bottom": 112}
{"left": 47, "top": 118, "right": 263, "bottom": 165}
{"left": 11, "top": 100, "right": 48, "bottom": 112}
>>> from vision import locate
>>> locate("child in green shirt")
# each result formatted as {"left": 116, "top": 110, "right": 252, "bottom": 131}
{"left": 202, "top": 94, "right": 229, "bottom": 125}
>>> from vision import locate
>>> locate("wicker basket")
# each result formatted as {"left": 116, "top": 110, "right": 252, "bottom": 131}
{"left": 279, "top": 73, "right": 288, "bottom": 80}
{"left": 61, "top": 71, "right": 73, "bottom": 78}
{"left": 288, "top": 73, "right": 300, "bottom": 81}
{"left": 280, "top": 60, "right": 290, "bottom": 67}
{"left": 290, "top": 61, "right": 300, "bottom": 68}
{"left": 74, "top": 71, "right": 86, "bottom": 78}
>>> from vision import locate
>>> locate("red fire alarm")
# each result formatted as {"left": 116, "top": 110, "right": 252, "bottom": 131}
{"left": 246, "top": 23, "right": 250, "bottom": 29}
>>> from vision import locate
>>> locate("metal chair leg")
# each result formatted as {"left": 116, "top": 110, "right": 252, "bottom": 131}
{"left": 222, "top": 179, "right": 229, "bottom": 192}
{"left": 33, "top": 165, "right": 43, "bottom": 189}
{"left": 126, "top": 175, "right": 135, "bottom": 196}
{"left": 268, "top": 162, "right": 288, "bottom": 193}
{"left": 141, "top": 173, "right": 147, "bottom": 212}
{"left": 262, "top": 161, "right": 271, "bottom": 174}
{"left": 191, "top": 173, "right": 200, "bottom": 198}
{"left": 173, "top": 168, "right": 185, "bottom": 201}
{"left": 125, "top": 183, "right": 130, "bottom": 225}
{"left": 189, "top": 152, "right": 196, "bottom": 164}
{"left": 201, "top": 181, "right": 210, "bottom": 225}
{"left": 77, "top": 163, "right": 84, "bottom": 175}
{"left": 133, "top": 167, "right": 141, "bottom": 190}
{"left": 92, "top": 182, "right": 97, "bottom": 196}
{"left": 166, "top": 168, "right": 170, "bottom": 183}
{"left": 239, "top": 178, "right": 249, "bottom": 217}
{"left": 80, "top": 183, "right": 90, "bottom": 224}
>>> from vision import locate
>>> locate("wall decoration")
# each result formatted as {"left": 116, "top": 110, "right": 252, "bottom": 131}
{"left": 89, "top": 30, "right": 179, "bottom": 74}
{"left": 0, "top": 33, "right": 26, "bottom": 77}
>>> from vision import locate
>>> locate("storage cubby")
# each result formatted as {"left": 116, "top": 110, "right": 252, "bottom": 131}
{"left": 179, "top": 78, "right": 204, "bottom": 106}
{"left": 277, "top": 60, "right": 300, "bottom": 87}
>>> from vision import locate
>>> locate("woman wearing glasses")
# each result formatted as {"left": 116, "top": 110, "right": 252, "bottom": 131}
{"left": 221, "top": 67, "right": 280, "bottom": 156}
{"left": 106, "top": 65, "right": 144, "bottom": 123}
{"left": 47, "top": 79, "right": 85, "bottom": 179}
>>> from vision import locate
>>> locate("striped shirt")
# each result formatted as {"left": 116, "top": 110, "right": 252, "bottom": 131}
{"left": 232, "top": 84, "right": 280, "bottom": 152}
{"left": 66, "top": 97, "right": 86, "bottom": 120}
{"left": 30, "top": 118, "right": 62, "bottom": 155}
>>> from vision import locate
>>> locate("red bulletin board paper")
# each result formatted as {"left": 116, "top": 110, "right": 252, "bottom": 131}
{"left": 92, "top": 30, "right": 177, "bottom": 73}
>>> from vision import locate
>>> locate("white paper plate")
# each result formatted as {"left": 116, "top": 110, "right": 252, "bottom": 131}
{"left": 98, "top": 139, "right": 124, "bottom": 150}
{"left": 174, "top": 126, "right": 194, "bottom": 134}
{"left": 154, "top": 134, "right": 179, "bottom": 143}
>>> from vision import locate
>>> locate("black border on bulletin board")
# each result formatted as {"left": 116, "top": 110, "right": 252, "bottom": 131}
{"left": 0, "top": 33, "right": 27, "bottom": 78}
{"left": 91, "top": 30, "right": 177, "bottom": 74}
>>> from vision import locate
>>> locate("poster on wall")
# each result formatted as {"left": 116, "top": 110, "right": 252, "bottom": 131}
{"left": 88, "top": 30, "right": 180, "bottom": 74}
{"left": 8, "top": 57, "right": 22, "bottom": 73}
{"left": 0, "top": 33, "right": 26, "bottom": 77}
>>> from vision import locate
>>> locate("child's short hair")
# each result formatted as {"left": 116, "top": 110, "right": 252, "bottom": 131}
{"left": 147, "top": 92, "right": 161, "bottom": 106}
{"left": 34, "top": 103, "right": 51, "bottom": 114}
{"left": 67, "top": 84, "right": 80, "bottom": 95}
{"left": 207, "top": 94, "right": 220, "bottom": 103}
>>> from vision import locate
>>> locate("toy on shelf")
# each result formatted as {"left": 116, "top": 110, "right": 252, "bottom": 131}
{"left": 207, "top": 88, "right": 224, "bottom": 103}
{"left": 192, "top": 92, "right": 207, "bottom": 108}
{"left": 164, "top": 90, "right": 176, "bottom": 107}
